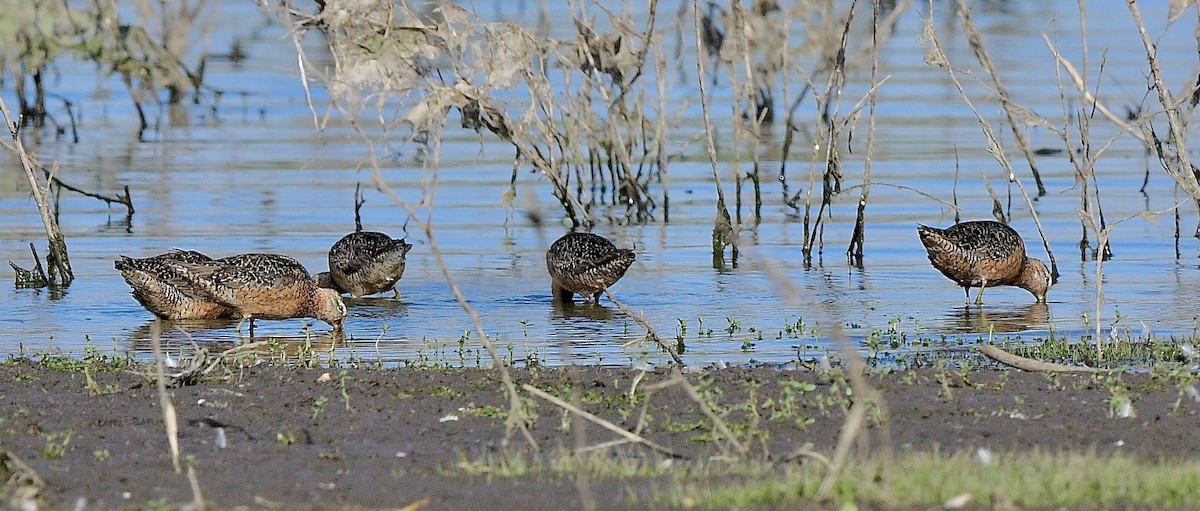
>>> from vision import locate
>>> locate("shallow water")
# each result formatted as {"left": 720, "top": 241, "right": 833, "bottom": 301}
{"left": 3, "top": 1, "right": 1198, "bottom": 367}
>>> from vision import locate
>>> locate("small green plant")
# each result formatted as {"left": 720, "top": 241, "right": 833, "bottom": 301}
{"left": 276, "top": 431, "right": 297, "bottom": 445}
{"left": 41, "top": 428, "right": 73, "bottom": 459}
{"left": 92, "top": 448, "right": 110, "bottom": 460}
{"left": 763, "top": 379, "right": 818, "bottom": 428}
{"left": 725, "top": 317, "right": 741, "bottom": 335}
{"left": 459, "top": 403, "right": 507, "bottom": 419}
{"left": 312, "top": 395, "right": 329, "bottom": 419}
{"left": 428, "top": 385, "right": 462, "bottom": 398}
{"left": 143, "top": 498, "right": 174, "bottom": 511}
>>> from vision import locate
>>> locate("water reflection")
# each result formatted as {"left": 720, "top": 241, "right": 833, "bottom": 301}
{"left": 6, "top": 1, "right": 1200, "bottom": 367}
{"left": 941, "top": 303, "right": 1051, "bottom": 334}
{"left": 128, "top": 318, "right": 240, "bottom": 343}
{"left": 128, "top": 318, "right": 347, "bottom": 355}
{"left": 13, "top": 285, "right": 68, "bottom": 300}
{"left": 345, "top": 297, "right": 410, "bottom": 319}
{"left": 549, "top": 301, "right": 619, "bottom": 322}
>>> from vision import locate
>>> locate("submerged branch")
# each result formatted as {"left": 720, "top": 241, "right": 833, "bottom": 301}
{"left": 9, "top": 243, "right": 49, "bottom": 288}
{"left": 0, "top": 95, "right": 73, "bottom": 287}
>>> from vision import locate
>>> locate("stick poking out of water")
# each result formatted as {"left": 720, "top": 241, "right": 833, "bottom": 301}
{"left": 978, "top": 343, "right": 1109, "bottom": 373}
{"left": 0, "top": 94, "right": 73, "bottom": 287}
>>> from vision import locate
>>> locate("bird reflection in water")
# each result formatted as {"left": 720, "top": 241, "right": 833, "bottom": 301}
{"left": 943, "top": 302, "right": 1050, "bottom": 334}
{"left": 129, "top": 318, "right": 239, "bottom": 346}
{"left": 550, "top": 299, "right": 616, "bottom": 322}
{"left": 547, "top": 300, "right": 628, "bottom": 363}
{"left": 129, "top": 318, "right": 347, "bottom": 357}
{"left": 342, "top": 296, "right": 409, "bottom": 320}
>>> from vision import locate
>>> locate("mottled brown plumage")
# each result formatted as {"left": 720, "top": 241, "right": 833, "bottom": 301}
{"left": 546, "top": 232, "right": 636, "bottom": 304}
{"left": 315, "top": 231, "right": 413, "bottom": 298}
{"left": 115, "top": 250, "right": 236, "bottom": 320}
{"left": 918, "top": 220, "right": 1052, "bottom": 304}
{"left": 163, "top": 253, "right": 346, "bottom": 333}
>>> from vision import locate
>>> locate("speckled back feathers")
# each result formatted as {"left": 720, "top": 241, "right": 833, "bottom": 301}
{"left": 161, "top": 253, "right": 346, "bottom": 328}
{"left": 917, "top": 220, "right": 1051, "bottom": 302}
{"left": 546, "top": 232, "right": 636, "bottom": 303}
{"left": 318, "top": 231, "right": 413, "bottom": 297}
{"left": 115, "top": 250, "right": 236, "bottom": 320}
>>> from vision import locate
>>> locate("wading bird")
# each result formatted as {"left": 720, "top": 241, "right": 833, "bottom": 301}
{"left": 917, "top": 220, "right": 1052, "bottom": 304}
{"left": 162, "top": 253, "right": 346, "bottom": 335}
{"left": 315, "top": 231, "right": 413, "bottom": 298}
{"left": 546, "top": 232, "right": 636, "bottom": 304}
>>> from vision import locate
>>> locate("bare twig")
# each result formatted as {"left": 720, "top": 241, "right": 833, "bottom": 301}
{"left": 738, "top": 240, "right": 891, "bottom": 495}
{"left": 186, "top": 465, "right": 206, "bottom": 511}
{"left": 0, "top": 94, "right": 73, "bottom": 286}
{"left": 10, "top": 243, "right": 49, "bottom": 288}
{"left": 1127, "top": 0, "right": 1200, "bottom": 235}
{"left": 43, "top": 166, "right": 135, "bottom": 219}
{"left": 979, "top": 344, "right": 1108, "bottom": 373}
{"left": 604, "top": 290, "right": 683, "bottom": 366}
{"left": 354, "top": 182, "right": 365, "bottom": 232}
{"left": 522, "top": 383, "right": 681, "bottom": 458}
{"left": 848, "top": 0, "right": 884, "bottom": 266}
{"left": 149, "top": 319, "right": 182, "bottom": 473}
{"left": 693, "top": 0, "right": 734, "bottom": 265}
{"left": 367, "top": 124, "right": 539, "bottom": 450}
{"left": 674, "top": 368, "right": 749, "bottom": 458}
{"left": 802, "top": 2, "right": 856, "bottom": 266}
{"left": 954, "top": 0, "right": 1046, "bottom": 196}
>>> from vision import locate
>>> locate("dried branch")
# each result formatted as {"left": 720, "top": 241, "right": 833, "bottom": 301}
{"left": 693, "top": 0, "right": 734, "bottom": 266}
{"left": 43, "top": 166, "right": 135, "bottom": 220}
{"left": 802, "top": 2, "right": 856, "bottom": 266}
{"left": 604, "top": 290, "right": 683, "bottom": 366}
{"left": 354, "top": 182, "right": 365, "bottom": 232}
{"left": 1127, "top": 0, "right": 1200, "bottom": 235}
{"left": 978, "top": 344, "right": 1106, "bottom": 373}
{"left": 148, "top": 320, "right": 183, "bottom": 473}
{"left": 848, "top": 0, "right": 885, "bottom": 266}
{"left": 10, "top": 243, "right": 48, "bottom": 288}
{"left": 954, "top": 0, "right": 1046, "bottom": 196}
{"left": 522, "top": 383, "right": 682, "bottom": 459}
{"left": 0, "top": 94, "right": 73, "bottom": 287}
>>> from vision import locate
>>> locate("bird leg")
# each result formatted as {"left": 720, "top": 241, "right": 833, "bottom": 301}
{"left": 551, "top": 284, "right": 575, "bottom": 304}
{"left": 973, "top": 280, "right": 988, "bottom": 306}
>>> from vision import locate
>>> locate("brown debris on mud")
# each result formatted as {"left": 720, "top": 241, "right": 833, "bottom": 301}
{"left": 1, "top": 359, "right": 1197, "bottom": 510}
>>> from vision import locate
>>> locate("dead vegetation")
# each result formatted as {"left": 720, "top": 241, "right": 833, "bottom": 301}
{"left": 0, "top": 0, "right": 219, "bottom": 136}
{"left": 6, "top": 0, "right": 1200, "bottom": 507}
{"left": 263, "top": 0, "right": 910, "bottom": 476}
{"left": 249, "top": 0, "right": 1200, "bottom": 503}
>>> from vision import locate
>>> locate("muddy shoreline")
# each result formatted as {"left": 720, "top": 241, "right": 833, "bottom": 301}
{"left": 2, "top": 359, "right": 1197, "bottom": 510}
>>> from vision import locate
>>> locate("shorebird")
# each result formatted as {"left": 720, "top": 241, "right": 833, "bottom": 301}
{"left": 115, "top": 250, "right": 236, "bottom": 320}
{"left": 917, "top": 220, "right": 1052, "bottom": 305}
{"left": 545, "top": 232, "right": 636, "bottom": 304}
{"left": 314, "top": 231, "right": 413, "bottom": 298}
{"left": 162, "top": 253, "right": 346, "bottom": 335}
